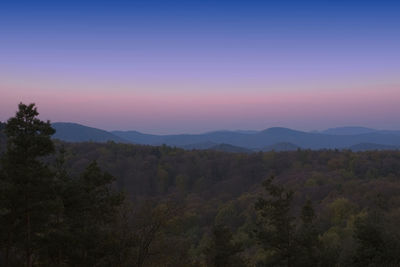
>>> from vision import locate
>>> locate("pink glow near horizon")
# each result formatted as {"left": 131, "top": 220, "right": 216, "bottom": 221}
{"left": 2, "top": 0, "right": 400, "bottom": 134}
{"left": 1, "top": 84, "right": 399, "bottom": 134}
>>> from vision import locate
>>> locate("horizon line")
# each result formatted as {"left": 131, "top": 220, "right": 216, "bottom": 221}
{"left": 49, "top": 121, "right": 399, "bottom": 136}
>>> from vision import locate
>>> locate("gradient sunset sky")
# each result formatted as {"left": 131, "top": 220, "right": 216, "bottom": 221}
{"left": 1, "top": 0, "right": 399, "bottom": 134}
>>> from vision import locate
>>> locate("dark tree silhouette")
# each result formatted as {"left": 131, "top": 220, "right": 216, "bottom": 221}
{"left": 0, "top": 103, "right": 55, "bottom": 267}
{"left": 255, "top": 176, "right": 296, "bottom": 266}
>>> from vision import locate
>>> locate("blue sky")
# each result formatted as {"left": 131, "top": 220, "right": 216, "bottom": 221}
{"left": 1, "top": 0, "right": 399, "bottom": 133}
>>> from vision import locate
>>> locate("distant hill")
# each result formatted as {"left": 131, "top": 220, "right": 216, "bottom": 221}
{"left": 52, "top": 123, "right": 400, "bottom": 151}
{"left": 112, "top": 130, "right": 248, "bottom": 147}
{"left": 52, "top": 123, "right": 128, "bottom": 143}
{"left": 111, "top": 130, "right": 162, "bottom": 144}
{"left": 263, "top": 142, "right": 299, "bottom": 152}
{"left": 181, "top": 142, "right": 217, "bottom": 150}
{"left": 233, "top": 130, "right": 259, "bottom": 134}
{"left": 114, "top": 126, "right": 400, "bottom": 150}
{"left": 322, "top": 127, "right": 400, "bottom": 136}
{"left": 349, "top": 143, "right": 399, "bottom": 152}
{"left": 208, "top": 143, "right": 253, "bottom": 153}
{"left": 322, "top": 127, "right": 377, "bottom": 135}
{"left": 379, "top": 130, "right": 400, "bottom": 135}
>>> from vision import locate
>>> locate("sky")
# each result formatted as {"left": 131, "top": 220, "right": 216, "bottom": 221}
{"left": 1, "top": 0, "right": 399, "bottom": 134}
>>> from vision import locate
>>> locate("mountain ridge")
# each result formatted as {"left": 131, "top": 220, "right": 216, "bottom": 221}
{"left": 52, "top": 122, "right": 128, "bottom": 143}
{"left": 49, "top": 122, "right": 400, "bottom": 151}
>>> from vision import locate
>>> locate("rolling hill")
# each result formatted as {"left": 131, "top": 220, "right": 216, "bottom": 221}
{"left": 208, "top": 143, "right": 253, "bottom": 153}
{"left": 322, "top": 126, "right": 378, "bottom": 135}
{"left": 52, "top": 123, "right": 128, "bottom": 143}
{"left": 322, "top": 127, "right": 400, "bottom": 136}
{"left": 47, "top": 123, "right": 400, "bottom": 151}
{"left": 263, "top": 142, "right": 299, "bottom": 152}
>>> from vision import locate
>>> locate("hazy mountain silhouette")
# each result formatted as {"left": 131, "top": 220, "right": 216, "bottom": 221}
{"left": 233, "top": 130, "right": 259, "bottom": 134}
{"left": 208, "top": 143, "right": 253, "bottom": 153}
{"left": 322, "top": 126, "right": 378, "bottom": 135}
{"left": 48, "top": 123, "right": 400, "bottom": 151}
{"left": 181, "top": 141, "right": 217, "bottom": 150}
{"left": 111, "top": 130, "right": 163, "bottom": 144}
{"left": 113, "top": 127, "right": 400, "bottom": 150}
{"left": 322, "top": 127, "right": 400, "bottom": 136}
{"left": 52, "top": 123, "right": 128, "bottom": 143}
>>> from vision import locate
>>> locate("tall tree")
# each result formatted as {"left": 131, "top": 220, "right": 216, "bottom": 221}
{"left": 0, "top": 103, "right": 55, "bottom": 267}
{"left": 254, "top": 176, "right": 295, "bottom": 267}
{"left": 295, "top": 199, "right": 320, "bottom": 267}
{"left": 38, "top": 146, "right": 71, "bottom": 266}
{"left": 63, "top": 161, "right": 124, "bottom": 266}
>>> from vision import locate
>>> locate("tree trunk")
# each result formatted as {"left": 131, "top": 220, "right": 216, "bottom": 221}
{"left": 26, "top": 197, "right": 33, "bottom": 267}
{"left": 5, "top": 231, "right": 11, "bottom": 267}
{"left": 5, "top": 217, "right": 17, "bottom": 267}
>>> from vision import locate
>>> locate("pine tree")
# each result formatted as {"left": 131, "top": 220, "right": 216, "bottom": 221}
{"left": 38, "top": 146, "right": 71, "bottom": 266}
{"left": 63, "top": 161, "right": 124, "bottom": 266}
{"left": 295, "top": 199, "right": 320, "bottom": 267}
{"left": 0, "top": 103, "right": 56, "bottom": 267}
{"left": 254, "top": 176, "right": 295, "bottom": 267}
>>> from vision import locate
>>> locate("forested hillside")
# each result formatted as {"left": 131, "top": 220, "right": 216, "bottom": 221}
{"left": 1, "top": 105, "right": 400, "bottom": 266}
{"left": 61, "top": 140, "right": 400, "bottom": 200}
{"left": 52, "top": 122, "right": 128, "bottom": 143}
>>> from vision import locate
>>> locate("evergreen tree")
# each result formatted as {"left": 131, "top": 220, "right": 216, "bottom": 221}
{"left": 255, "top": 178, "right": 323, "bottom": 267}
{"left": 38, "top": 146, "right": 71, "bottom": 266}
{"left": 254, "top": 176, "right": 295, "bottom": 267}
{"left": 63, "top": 161, "right": 124, "bottom": 266}
{"left": 0, "top": 103, "right": 55, "bottom": 267}
{"left": 295, "top": 199, "right": 320, "bottom": 267}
